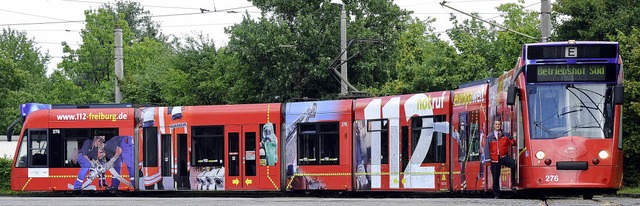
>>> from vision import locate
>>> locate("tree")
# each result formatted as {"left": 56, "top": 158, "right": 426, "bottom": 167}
{"left": 226, "top": 0, "right": 411, "bottom": 101}
{"left": 609, "top": 28, "right": 640, "bottom": 186}
{"left": 106, "top": 0, "right": 164, "bottom": 41}
{"left": 553, "top": 0, "right": 640, "bottom": 41}
{"left": 165, "top": 34, "right": 232, "bottom": 105}
{"left": 58, "top": 1, "right": 169, "bottom": 104}
{"left": 375, "top": 18, "right": 457, "bottom": 95}
{"left": 58, "top": 8, "right": 134, "bottom": 103}
{"left": 0, "top": 28, "right": 50, "bottom": 133}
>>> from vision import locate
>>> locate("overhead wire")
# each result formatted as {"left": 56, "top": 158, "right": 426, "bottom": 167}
{"left": 0, "top": 8, "right": 70, "bottom": 21}
{"left": 0, "top": 4, "right": 254, "bottom": 27}
{"left": 60, "top": 0, "right": 204, "bottom": 10}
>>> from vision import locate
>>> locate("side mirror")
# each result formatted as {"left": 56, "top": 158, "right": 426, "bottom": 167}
{"left": 507, "top": 85, "right": 518, "bottom": 106}
{"left": 614, "top": 84, "right": 624, "bottom": 105}
{"left": 6, "top": 117, "right": 22, "bottom": 142}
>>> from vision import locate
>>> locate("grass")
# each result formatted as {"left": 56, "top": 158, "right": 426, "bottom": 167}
{"left": 0, "top": 189, "right": 18, "bottom": 196}
{"left": 619, "top": 187, "right": 640, "bottom": 195}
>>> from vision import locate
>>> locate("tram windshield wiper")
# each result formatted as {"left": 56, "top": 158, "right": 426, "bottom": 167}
{"left": 564, "top": 85, "right": 604, "bottom": 131}
{"left": 533, "top": 120, "right": 557, "bottom": 138}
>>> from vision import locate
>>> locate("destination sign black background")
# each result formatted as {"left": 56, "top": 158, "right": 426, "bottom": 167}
{"left": 527, "top": 44, "right": 617, "bottom": 59}
{"left": 527, "top": 64, "right": 617, "bottom": 83}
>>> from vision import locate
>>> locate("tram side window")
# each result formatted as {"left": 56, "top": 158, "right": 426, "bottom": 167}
{"left": 28, "top": 130, "right": 48, "bottom": 167}
{"left": 48, "top": 128, "right": 119, "bottom": 168}
{"left": 15, "top": 135, "right": 27, "bottom": 168}
{"left": 367, "top": 119, "right": 389, "bottom": 164}
{"left": 192, "top": 126, "right": 224, "bottom": 166}
{"left": 468, "top": 110, "right": 481, "bottom": 162}
{"left": 143, "top": 127, "right": 158, "bottom": 167}
{"left": 297, "top": 122, "right": 340, "bottom": 165}
{"left": 51, "top": 129, "right": 87, "bottom": 168}
{"left": 411, "top": 115, "right": 447, "bottom": 163}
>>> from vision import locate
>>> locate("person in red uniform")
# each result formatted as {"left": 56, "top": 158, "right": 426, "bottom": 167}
{"left": 486, "top": 119, "right": 516, "bottom": 198}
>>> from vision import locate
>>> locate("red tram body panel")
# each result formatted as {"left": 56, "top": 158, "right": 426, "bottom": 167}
{"left": 283, "top": 100, "right": 353, "bottom": 191}
{"left": 138, "top": 104, "right": 282, "bottom": 191}
{"left": 451, "top": 83, "right": 489, "bottom": 192}
{"left": 11, "top": 106, "right": 135, "bottom": 191}
{"left": 353, "top": 91, "right": 451, "bottom": 191}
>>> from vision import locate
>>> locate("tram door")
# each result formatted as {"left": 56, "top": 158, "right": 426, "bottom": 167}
{"left": 160, "top": 134, "right": 171, "bottom": 189}
{"left": 225, "top": 125, "right": 259, "bottom": 190}
{"left": 175, "top": 134, "right": 189, "bottom": 189}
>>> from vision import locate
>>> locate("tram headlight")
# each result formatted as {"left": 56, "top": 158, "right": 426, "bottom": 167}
{"left": 598, "top": 150, "right": 609, "bottom": 159}
{"left": 535, "top": 151, "right": 545, "bottom": 160}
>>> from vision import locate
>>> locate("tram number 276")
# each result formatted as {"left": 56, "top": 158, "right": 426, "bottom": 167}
{"left": 545, "top": 175, "right": 559, "bottom": 182}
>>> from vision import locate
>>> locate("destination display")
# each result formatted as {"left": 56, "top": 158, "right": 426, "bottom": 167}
{"left": 527, "top": 64, "right": 617, "bottom": 83}
{"left": 526, "top": 44, "right": 617, "bottom": 59}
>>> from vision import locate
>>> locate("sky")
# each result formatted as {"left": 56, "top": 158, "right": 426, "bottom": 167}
{"left": 0, "top": 0, "right": 542, "bottom": 75}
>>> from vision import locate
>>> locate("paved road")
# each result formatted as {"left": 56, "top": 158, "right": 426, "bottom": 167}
{"left": 0, "top": 196, "right": 637, "bottom": 206}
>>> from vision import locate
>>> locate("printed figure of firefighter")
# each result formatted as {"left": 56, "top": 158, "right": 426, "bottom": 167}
{"left": 72, "top": 136, "right": 105, "bottom": 190}
{"left": 103, "top": 135, "right": 135, "bottom": 190}
{"left": 260, "top": 122, "right": 278, "bottom": 166}
{"left": 454, "top": 115, "right": 469, "bottom": 190}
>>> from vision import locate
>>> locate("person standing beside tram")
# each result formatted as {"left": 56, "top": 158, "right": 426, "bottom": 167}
{"left": 486, "top": 119, "right": 516, "bottom": 199}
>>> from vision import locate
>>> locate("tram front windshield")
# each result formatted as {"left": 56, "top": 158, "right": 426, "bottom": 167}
{"left": 527, "top": 83, "right": 615, "bottom": 139}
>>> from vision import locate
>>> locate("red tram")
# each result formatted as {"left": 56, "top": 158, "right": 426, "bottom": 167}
{"left": 8, "top": 41, "right": 624, "bottom": 198}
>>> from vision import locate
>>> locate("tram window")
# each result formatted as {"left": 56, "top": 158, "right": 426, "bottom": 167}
{"left": 297, "top": 122, "right": 339, "bottom": 165}
{"left": 143, "top": 127, "right": 158, "bottom": 167}
{"left": 411, "top": 115, "right": 447, "bottom": 163}
{"left": 298, "top": 133, "right": 318, "bottom": 165}
{"left": 49, "top": 129, "right": 64, "bottom": 168}
{"left": 191, "top": 126, "right": 224, "bottom": 166}
{"left": 15, "top": 135, "right": 27, "bottom": 168}
{"left": 47, "top": 128, "right": 119, "bottom": 168}
{"left": 468, "top": 122, "right": 480, "bottom": 161}
{"left": 56, "top": 129, "right": 87, "bottom": 168}
{"left": 367, "top": 119, "right": 389, "bottom": 164}
{"left": 468, "top": 110, "right": 481, "bottom": 162}
{"left": 64, "top": 138, "right": 81, "bottom": 167}
{"left": 28, "top": 130, "right": 48, "bottom": 167}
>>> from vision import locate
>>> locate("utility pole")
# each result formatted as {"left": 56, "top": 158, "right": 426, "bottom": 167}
{"left": 114, "top": 28, "right": 124, "bottom": 103}
{"left": 338, "top": 2, "right": 348, "bottom": 96}
{"left": 540, "top": 0, "right": 551, "bottom": 42}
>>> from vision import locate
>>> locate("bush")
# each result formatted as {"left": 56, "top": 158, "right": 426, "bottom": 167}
{"left": 0, "top": 157, "right": 11, "bottom": 191}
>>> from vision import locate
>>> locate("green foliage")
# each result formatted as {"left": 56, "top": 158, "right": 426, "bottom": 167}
{"left": 553, "top": 0, "right": 640, "bottom": 41}
{"left": 106, "top": 0, "right": 164, "bottom": 41}
{"left": 58, "top": 1, "right": 167, "bottom": 105}
{"left": 59, "top": 8, "right": 133, "bottom": 103}
{"left": 0, "top": 157, "right": 11, "bottom": 191}
{"left": 375, "top": 19, "right": 457, "bottom": 95}
{"left": 610, "top": 28, "right": 640, "bottom": 187}
{"left": 0, "top": 28, "right": 50, "bottom": 134}
{"left": 228, "top": 0, "right": 409, "bottom": 101}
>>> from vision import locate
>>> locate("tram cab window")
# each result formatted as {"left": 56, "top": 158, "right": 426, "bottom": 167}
{"left": 28, "top": 130, "right": 48, "bottom": 167}
{"left": 411, "top": 115, "right": 447, "bottom": 163}
{"left": 15, "top": 135, "right": 28, "bottom": 168}
{"left": 297, "top": 122, "right": 340, "bottom": 165}
{"left": 191, "top": 126, "right": 224, "bottom": 166}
